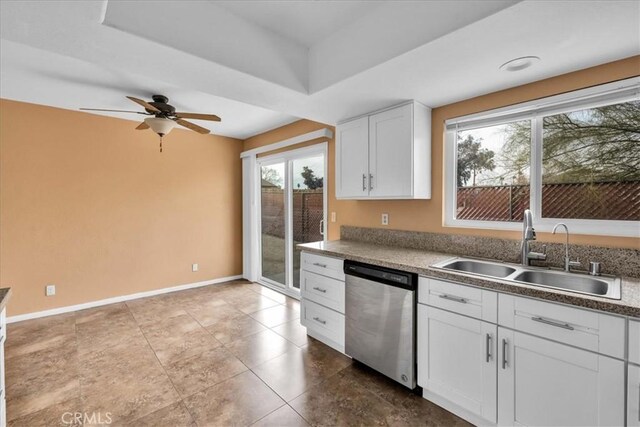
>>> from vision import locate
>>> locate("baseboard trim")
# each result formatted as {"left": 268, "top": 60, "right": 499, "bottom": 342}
{"left": 7, "top": 275, "right": 244, "bottom": 324}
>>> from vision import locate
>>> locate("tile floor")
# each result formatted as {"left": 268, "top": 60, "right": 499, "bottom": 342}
{"left": 5, "top": 280, "right": 469, "bottom": 426}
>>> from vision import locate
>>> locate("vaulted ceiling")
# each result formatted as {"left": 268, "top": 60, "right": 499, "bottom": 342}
{"left": 1, "top": 1, "right": 638, "bottom": 139}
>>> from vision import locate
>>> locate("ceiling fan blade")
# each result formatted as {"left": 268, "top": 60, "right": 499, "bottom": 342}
{"left": 135, "top": 122, "right": 150, "bottom": 130}
{"left": 175, "top": 119, "right": 210, "bottom": 134}
{"left": 80, "top": 108, "right": 149, "bottom": 114}
{"left": 175, "top": 112, "right": 221, "bottom": 122}
{"left": 126, "top": 96, "right": 161, "bottom": 113}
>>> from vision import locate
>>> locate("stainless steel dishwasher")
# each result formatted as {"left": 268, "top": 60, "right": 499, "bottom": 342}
{"left": 344, "top": 260, "right": 417, "bottom": 389}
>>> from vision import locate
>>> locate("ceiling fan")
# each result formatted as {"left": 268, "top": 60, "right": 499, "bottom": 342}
{"left": 80, "top": 95, "right": 221, "bottom": 152}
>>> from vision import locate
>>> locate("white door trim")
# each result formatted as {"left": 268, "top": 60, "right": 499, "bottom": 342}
{"left": 240, "top": 128, "right": 333, "bottom": 158}
{"left": 251, "top": 142, "right": 328, "bottom": 294}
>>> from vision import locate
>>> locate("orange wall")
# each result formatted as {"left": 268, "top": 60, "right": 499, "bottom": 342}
{"left": 0, "top": 99, "right": 244, "bottom": 316}
{"left": 243, "top": 56, "right": 640, "bottom": 250}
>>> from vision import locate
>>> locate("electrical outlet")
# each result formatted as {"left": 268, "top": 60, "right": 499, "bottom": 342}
{"left": 46, "top": 284, "right": 56, "bottom": 296}
{"left": 382, "top": 213, "right": 389, "bottom": 226}
{"left": 192, "top": 263, "right": 199, "bottom": 272}
{"left": 331, "top": 212, "right": 337, "bottom": 222}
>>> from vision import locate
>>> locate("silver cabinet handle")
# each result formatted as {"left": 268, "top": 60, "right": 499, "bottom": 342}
{"left": 369, "top": 174, "right": 373, "bottom": 191}
{"left": 313, "top": 262, "right": 327, "bottom": 268}
{"left": 502, "top": 338, "right": 508, "bottom": 369}
{"left": 531, "top": 316, "right": 574, "bottom": 331}
{"left": 486, "top": 333, "right": 492, "bottom": 362}
{"left": 312, "top": 286, "right": 327, "bottom": 293}
{"left": 439, "top": 294, "right": 467, "bottom": 304}
{"left": 362, "top": 174, "right": 367, "bottom": 191}
{"left": 319, "top": 219, "right": 324, "bottom": 237}
{"left": 313, "top": 317, "right": 326, "bottom": 325}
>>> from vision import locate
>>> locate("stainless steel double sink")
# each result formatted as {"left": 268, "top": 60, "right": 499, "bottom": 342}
{"left": 431, "top": 258, "right": 621, "bottom": 300}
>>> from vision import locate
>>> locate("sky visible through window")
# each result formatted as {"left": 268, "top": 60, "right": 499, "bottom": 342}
{"left": 457, "top": 121, "right": 531, "bottom": 188}
{"left": 261, "top": 155, "right": 324, "bottom": 189}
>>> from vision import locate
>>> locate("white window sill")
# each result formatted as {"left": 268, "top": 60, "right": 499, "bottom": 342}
{"left": 444, "top": 217, "right": 640, "bottom": 238}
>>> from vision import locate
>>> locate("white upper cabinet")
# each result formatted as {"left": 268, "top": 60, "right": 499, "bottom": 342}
{"left": 335, "top": 101, "right": 431, "bottom": 199}
{"left": 335, "top": 116, "right": 369, "bottom": 198}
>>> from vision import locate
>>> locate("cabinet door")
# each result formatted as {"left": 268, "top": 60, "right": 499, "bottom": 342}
{"left": 335, "top": 116, "right": 369, "bottom": 199}
{"left": 417, "top": 305, "right": 497, "bottom": 423}
{"left": 369, "top": 103, "right": 413, "bottom": 198}
{"left": 497, "top": 328, "right": 624, "bottom": 427}
{"left": 629, "top": 364, "right": 640, "bottom": 427}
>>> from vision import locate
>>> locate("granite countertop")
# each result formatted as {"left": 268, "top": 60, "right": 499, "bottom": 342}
{"left": 299, "top": 240, "right": 640, "bottom": 318}
{"left": 0, "top": 287, "right": 11, "bottom": 313}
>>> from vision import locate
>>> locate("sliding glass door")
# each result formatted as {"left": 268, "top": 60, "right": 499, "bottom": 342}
{"left": 258, "top": 145, "right": 326, "bottom": 294}
{"left": 260, "top": 161, "right": 287, "bottom": 285}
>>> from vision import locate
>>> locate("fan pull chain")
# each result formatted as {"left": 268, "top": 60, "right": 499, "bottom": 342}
{"left": 159, "top": 135, "right": 163, "bottom": 153}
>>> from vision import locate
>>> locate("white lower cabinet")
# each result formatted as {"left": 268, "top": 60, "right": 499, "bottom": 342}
{"left": 417, "top": 277, "right": 627, "bottom": 427}
{"left": 629, "top": 364, "right": 640, "bottom": 427}
{"left": 497, "top": 327, "right": 624, "bottom": 427}
{"left": 417, "top": 305, "right": 497, "bottom": 424}
{"left": 300, "top": 252, "right": 346, "bottom": 353}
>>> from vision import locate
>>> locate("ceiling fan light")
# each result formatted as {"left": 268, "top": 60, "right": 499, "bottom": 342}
{"left": 144, "top": 117, "right": 176, "bottom": 136}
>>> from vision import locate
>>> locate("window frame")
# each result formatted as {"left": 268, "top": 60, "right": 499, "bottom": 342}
{"left": 444, "top": 77, "right": 640, "bottom": 237}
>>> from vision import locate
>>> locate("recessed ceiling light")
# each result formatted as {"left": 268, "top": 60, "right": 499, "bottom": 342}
{"left": 499, "top": 56, "right": 540, "bottom": 72}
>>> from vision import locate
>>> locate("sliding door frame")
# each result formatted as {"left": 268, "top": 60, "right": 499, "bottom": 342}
{"left": 255, "top": 142, "right": 328, "bottom": 299}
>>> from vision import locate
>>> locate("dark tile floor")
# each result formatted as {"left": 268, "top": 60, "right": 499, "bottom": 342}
{"left": 5, "top": 280, "right": 470, "bottom": 426}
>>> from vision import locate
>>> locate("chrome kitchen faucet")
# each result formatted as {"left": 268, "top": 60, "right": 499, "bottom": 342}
{"left": 521, "top": 209, "right": 547, "bottom": 266}
{"left": 552, "top": 223, "right": 581, "bottom": 272}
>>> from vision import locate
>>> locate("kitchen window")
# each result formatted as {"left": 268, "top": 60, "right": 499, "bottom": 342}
{"left": 444, "top": 78, "right": 640, "bottom": 237}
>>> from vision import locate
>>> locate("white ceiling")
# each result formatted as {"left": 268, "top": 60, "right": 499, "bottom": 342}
{"left": 1, "top": 1, "right": 638, "bottom": 139}
{"left": 0, "top": 40, "right": 298, "bottom": 140}
{"left": 214, "top": 1, "right": 379, "bottom": 48}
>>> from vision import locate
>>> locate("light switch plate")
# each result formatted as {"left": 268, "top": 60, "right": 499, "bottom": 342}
{"left": 46, "top": 284, "right": 56, "bottom": 296}
{"left": 192, "top": 263, "right": 199, "bottom": 272}
{"left": 382, "top": 213, "right": 389, "bottom": 226}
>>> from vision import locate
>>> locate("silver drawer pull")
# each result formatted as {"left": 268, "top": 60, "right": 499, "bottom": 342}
{"left": 313, "top": 262, "right": 327, "bottom": 268}
{"left": 502, "top": 338, "right": 508, "bottom": 369}
{"left": 313, "top": 317, "right": 326, "bottom": 325}
{"left": 312, "top": 286, "right": 327, "bottom": 293}
{"left": 531, "top": 316, "right": 574, "bottom": 331}
{"left": 439, "top": 294, "right": 467, "bottom": 304}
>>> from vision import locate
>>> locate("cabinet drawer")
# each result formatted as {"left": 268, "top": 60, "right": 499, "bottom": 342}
{"left": 301, "top": 270, "right": 345, "bottom": 313}
{"left": 301, "top": 299, "right": 345, "bottom": 349}
{"left": 630, "top": 320, "right": 640, "bottom": 364}
{"left": 301, "top": 252, "right": 345, "bottom": 281}
{"left": 418, "top": 277, "right": 497, "bottom": 323}
{"left": 498, "top": 294, "right": 624, "bottom": 359}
